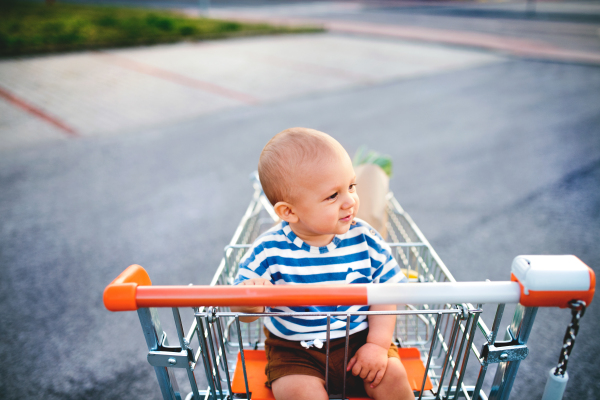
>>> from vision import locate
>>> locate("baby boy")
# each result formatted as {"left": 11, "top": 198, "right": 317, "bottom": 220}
{"left": 231, "top": 128, "right": 413, "bottom": 400}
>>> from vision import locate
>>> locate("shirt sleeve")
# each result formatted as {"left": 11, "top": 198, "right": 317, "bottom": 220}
{"left": 365, "top": 231, "right": 407, "bottom": 284}
{"left": 233, "top": 242, "right": 272, "bottom": 285}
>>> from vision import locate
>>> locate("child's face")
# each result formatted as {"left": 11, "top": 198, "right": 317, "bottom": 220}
{"left": 288, "top": 150, "right": 359, "bottom": 246}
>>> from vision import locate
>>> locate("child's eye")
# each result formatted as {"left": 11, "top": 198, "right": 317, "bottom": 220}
{"left": 327, "top": 192, "right": 338, "bottom": 200}
{"left": 349, "top": 183, "right": 357, "bottom": 192}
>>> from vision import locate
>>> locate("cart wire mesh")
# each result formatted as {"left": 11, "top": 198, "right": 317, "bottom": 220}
{"left": 138, "top": 178, "right": 525, "bottom": 400}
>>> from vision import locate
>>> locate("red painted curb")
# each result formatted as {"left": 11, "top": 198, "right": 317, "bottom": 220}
{"left": 325, "top": 21, "right": 600, "bottom": 64}
{"left": 208, "top": 12, "right": 600, "bottom": 65}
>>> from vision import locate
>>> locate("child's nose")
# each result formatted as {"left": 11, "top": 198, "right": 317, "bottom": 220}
{"left": 342, "top": 193, "right": 356, "bottom": 209}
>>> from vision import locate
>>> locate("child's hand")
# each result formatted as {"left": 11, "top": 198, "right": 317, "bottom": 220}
{"left": 238, "top": 278, "right": 273, "bottom": 286}
{"left": 346, "top": 342, "right": 389, "bottom": 389}
{"left": 230, "top": 278, "right": 273, "bottom": 322}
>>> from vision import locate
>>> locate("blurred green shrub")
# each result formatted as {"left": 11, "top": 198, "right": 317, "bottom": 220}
{"left": 146, "top": 14, "right": 174, "bottom": 31}
{"left": 0, "top": 2, "right": 322, "bottom": 57}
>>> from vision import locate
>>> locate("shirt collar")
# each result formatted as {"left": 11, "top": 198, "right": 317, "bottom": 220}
{"left": 281, "top": 221, "right": 341, "bottom": 254}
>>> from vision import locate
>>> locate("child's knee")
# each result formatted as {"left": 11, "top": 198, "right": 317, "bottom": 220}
{"left": 271, "top": 375, "right": 328, "bottom": 400}
{"left": 366, "top": 358, "right": 413, "bottom": 400}
{"left": 387, "top": 357, "right": 409, "bottom": 381}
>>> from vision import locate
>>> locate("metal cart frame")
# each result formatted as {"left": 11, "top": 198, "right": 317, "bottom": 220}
{"left": 106, "top": 177, "right": 592, "bottom": 400}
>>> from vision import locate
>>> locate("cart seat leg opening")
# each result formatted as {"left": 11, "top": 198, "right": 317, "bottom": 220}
{"left": 231, "top": 348, "right": 433, "bottom": 400}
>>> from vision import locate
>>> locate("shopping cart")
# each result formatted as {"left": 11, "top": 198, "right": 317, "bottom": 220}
{"left": 104, "top": 177, "right": 595, "bottom": 400}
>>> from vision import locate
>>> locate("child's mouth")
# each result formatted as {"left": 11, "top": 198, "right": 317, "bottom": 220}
{"left": 340, "top": 215, "right": 353, "bottom": 222}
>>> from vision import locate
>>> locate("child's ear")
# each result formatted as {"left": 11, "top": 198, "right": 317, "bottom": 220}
{"left": 273, "top": 201, "right": 298, "bottom": 223}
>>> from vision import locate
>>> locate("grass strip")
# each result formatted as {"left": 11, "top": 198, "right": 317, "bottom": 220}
{"left": 0, "top": 2, "right": 323, "bottom": 57}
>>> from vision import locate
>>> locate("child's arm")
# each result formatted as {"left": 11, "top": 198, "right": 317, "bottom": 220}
{"left": 230, "top": 278, "right": 273, "bottom": 323}
{"left": 347, "top": 304, "right": 396, "bottom": 388}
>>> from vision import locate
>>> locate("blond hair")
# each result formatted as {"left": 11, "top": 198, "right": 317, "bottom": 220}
{"left": 258, "top": 127, "right": 343, "bottom": 205}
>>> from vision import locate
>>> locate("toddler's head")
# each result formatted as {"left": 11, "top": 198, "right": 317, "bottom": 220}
{"left": 258, "top": 127, "right": 359, "bottom": 245}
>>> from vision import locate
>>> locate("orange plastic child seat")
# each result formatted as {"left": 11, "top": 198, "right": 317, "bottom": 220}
{"left": 231, "top": 348, "right": 433, "bottom": 400}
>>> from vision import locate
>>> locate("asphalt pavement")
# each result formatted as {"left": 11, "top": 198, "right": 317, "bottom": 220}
{"left": 1, "top": 1, "right": 600, "bottom": 399}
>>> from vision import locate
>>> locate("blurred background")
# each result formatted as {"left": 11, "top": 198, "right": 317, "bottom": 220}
{"left": 1, "top": 0, "right": 599, "bottom": 399}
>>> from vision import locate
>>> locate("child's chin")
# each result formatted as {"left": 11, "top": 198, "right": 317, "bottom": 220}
{"left": 336, "top": 223, "right": 352, "bottom": 233}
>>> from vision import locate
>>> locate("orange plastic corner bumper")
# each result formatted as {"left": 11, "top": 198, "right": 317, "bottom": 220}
{"left": 103, "top": 264, "right": 152, "bottom": 311}
{"left": 511, "top": 268, "right": 595, "bottom": 308}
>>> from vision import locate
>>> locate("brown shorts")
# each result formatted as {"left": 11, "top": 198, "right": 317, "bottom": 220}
{"left": 264, "top": 328, "right": 399, "bottom": 396}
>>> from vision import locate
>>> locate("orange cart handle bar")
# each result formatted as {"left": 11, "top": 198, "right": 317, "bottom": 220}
{"left": 103, "top": 255, "right": 595, "bottom": 312}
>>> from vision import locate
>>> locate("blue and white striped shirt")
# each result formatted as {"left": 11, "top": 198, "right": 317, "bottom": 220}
{"left": 234, "top": 219, "right": 407, "bottom": 341}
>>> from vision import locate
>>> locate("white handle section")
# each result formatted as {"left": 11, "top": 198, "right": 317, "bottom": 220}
{"left": 542, "top": 368, "right": 568, "bottom": 400}
{"left": 512, "top": 255, "right": 591, "bottom": 294}
{"left": 367, "top": 281, "right": 521, "bottom": 305}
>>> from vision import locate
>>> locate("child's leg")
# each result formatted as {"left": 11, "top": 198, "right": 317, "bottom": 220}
{"left": 271, "top": 375, "right": 328, "bottom": 400}
{"left": 364, "top": 357, "right": 414, "bottom": 400}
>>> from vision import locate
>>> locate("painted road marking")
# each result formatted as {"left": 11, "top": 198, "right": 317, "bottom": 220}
{"left": 0, "top": 35, "right": 503, "bottom": 148}
{"left": 94, "top": 52, "right": 260, "bottom": 105}
{"left": 0, "top": 85, "right": 78, "bottom": 137}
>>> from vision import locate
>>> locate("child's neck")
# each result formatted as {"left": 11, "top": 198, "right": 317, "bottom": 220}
{"left": 288, "top": 224, "right": 335, "bottom": 248}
